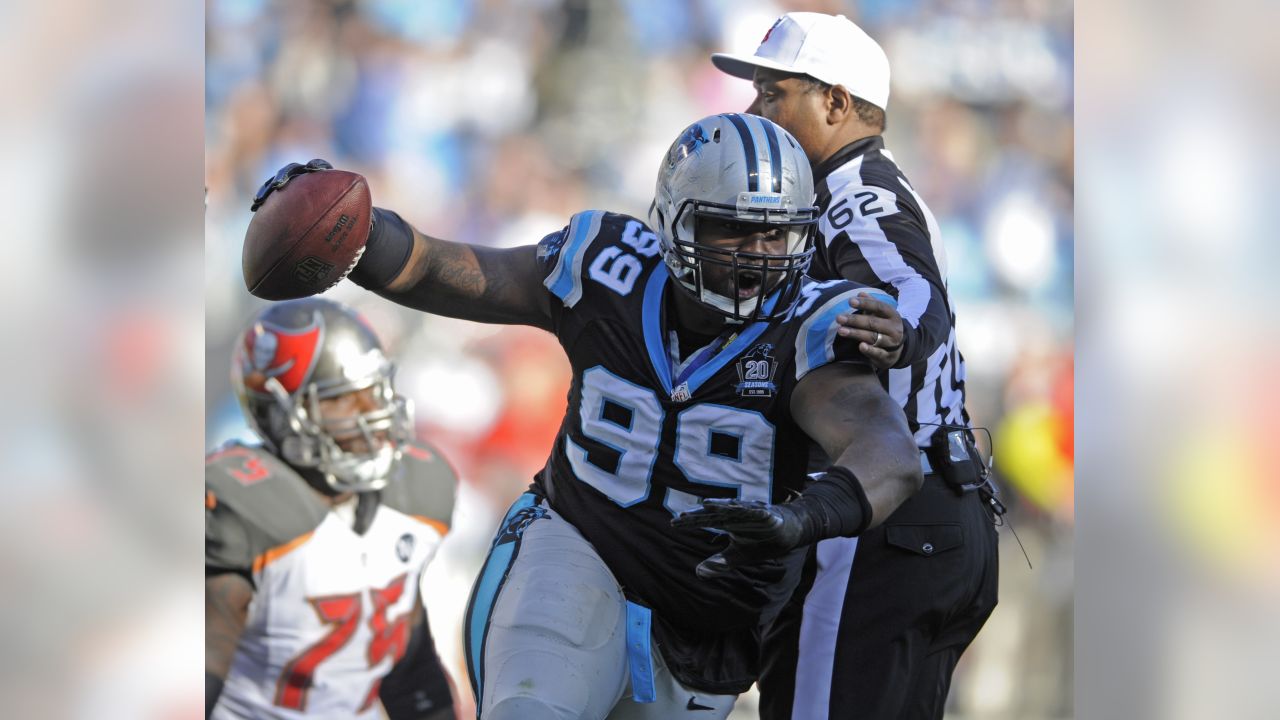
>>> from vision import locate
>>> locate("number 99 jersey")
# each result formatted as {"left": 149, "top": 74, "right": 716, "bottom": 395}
{"left": 533, "top": 210, "right": 883, "bottom": 693}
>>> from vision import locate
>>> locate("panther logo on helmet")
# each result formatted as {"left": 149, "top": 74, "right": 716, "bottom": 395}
{"left": 666, "top": 123, "right": 714, "bottom": 170}
{"left": 239, "top": 317, "right": 323, "bottom": 396}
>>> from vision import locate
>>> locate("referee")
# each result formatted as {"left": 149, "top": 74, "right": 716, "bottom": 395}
{"left": 712, "top": 13, "right": 999, "bottom": 719}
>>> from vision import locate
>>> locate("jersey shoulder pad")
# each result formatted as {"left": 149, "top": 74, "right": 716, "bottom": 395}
{"left": 540, "top": 210, "right": 662, "bottom": 308}
{"left": 791, "top": 278, "right": 896, "bottom": 381}
{"left": 205, "top": 442, "right": 327, "bottom": 574}
{"left": 381, "top": 442, "right": 458, "bottom": 535}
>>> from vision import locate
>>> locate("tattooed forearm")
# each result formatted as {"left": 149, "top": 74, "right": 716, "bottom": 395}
{"left": 428, "top": 240, "right": 487, "bottom": 300}
{"left": 206, "top": 572, "right": 253, "bottom": 678}
{"left": 376, "top": 227, "right": 553, "bottom": 329}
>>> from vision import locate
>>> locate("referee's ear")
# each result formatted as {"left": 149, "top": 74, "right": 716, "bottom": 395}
{"left": 826, "top": 83, "right": 854, "bottom": 126}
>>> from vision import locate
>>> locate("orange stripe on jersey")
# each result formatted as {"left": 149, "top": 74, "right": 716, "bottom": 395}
{"left": 206, "top": 490, "right": 217, "bottom": 511}
{"left": 252, "top": 531, "right": 315, "bottom": 575}
{"left": 412, "top": 515, "right": 449, "bottom": 537}
{"left": 401, "top": 444, "right": 435, "bottom": 462}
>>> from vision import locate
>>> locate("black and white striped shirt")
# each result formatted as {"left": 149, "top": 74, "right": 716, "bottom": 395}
{"left": 809, "top": 136, "right": 969, "bottom": 449}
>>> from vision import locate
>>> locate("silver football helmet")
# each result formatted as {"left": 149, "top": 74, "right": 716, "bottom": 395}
{"left": 231, "top": 298, "right": 413, "bottom": 493}
{"left": 650, "top": 113, "right": 819, "bottom": 322}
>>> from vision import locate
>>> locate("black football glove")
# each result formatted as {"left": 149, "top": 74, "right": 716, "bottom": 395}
{"left": 250, "top": 158, "right": 333, "bottom": 212}
{"left": 672, "top": 499, "right": 805, "bottom": 580}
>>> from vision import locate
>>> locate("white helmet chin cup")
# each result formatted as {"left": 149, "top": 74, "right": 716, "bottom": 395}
{"left": 279, "top": 430, "right": 401, "bottom": 493}
{"left": 318, "top": 442, "right": 400, "bottom": 493}
{"left": 651, "top": 113, "right": 819, "bottom": 322}
{"left": 273, "top": 385, "right": 413, "bottom": 493}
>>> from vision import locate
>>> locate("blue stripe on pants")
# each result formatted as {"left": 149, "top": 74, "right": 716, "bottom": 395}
{"left": 463, "top": 492, "right": 540, "bottom": 708}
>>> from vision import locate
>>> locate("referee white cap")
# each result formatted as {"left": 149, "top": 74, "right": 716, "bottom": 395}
{"left": 712, "top": 12, "right": 891, "bottom": 111}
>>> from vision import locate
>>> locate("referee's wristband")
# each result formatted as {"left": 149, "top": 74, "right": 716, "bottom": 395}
{"left": 350, "top": 207, "right": 415, "bottom": 290}
{"left": 786, "top": 465, "right": 874, "bottom": 544}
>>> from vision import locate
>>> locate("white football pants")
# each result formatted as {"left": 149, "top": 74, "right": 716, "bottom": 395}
{"left": 464, "top": 492, "right": 736, "bottom": 720}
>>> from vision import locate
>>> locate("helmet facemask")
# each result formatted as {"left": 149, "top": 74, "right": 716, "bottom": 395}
{"left": 659, "top": 193, "right": 817, "bottom": 323}
{"left": 262, "top": 370, "right": 414, "bottom": 494}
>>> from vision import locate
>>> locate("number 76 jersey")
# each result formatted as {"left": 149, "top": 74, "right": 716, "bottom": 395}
{"left": 205, "top": 442, "right": 456, "bottom": 719}
{"left": 533, "top": 211, "right": 883, "bottom": 688}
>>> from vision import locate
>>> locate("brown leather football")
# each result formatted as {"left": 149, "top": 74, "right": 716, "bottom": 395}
{"left": 242, "top": 169, "right": 371, "bottom": 300}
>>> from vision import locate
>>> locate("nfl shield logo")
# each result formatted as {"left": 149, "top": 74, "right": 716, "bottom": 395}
{"left": 293, "top": 256, "right": 335, "bottom": 287}
{"left": 671, "top": 382, "right": 691, "bottom": 403}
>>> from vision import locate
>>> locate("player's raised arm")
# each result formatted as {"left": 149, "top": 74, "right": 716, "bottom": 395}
{"left": 243, "top": 160, "right": 554, "bottom": 330}
{"left": 356, "top": 210, "right": 554, "bottom": 330}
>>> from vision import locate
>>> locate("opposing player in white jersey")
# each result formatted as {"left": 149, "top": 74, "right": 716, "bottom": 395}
{"left": 249, "top": 113, "right": 924, "bottom": 718}
{"left": 205, "top": 298, "right": 460, "bottom": 720}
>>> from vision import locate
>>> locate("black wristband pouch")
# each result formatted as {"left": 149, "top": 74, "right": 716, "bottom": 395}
{"left": 928, "top": 430, "right": 1006, "bottom": 516}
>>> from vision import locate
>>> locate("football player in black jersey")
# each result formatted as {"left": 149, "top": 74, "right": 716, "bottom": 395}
{"left": 249, "top": 113, "right": 923, "bottom": 719}
{"left": 205, "top": 298, "right": 460, "bottom": 720}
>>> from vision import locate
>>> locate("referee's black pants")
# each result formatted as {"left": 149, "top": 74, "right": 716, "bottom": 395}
{"left": 758, "top": 473, "right": 999, "bottom": 719}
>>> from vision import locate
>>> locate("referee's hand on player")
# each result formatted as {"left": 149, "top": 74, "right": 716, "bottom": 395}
{"left": 836, "top": 293, "right": 905, "bottom": 369}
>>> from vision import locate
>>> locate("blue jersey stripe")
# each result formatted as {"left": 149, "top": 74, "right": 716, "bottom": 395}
{"left": 798, "top": 294, "right": 846, "bottom": 380}
{"left": 641, "top": 269, "right": 673, "bottom": 394}
{"left": 546, "top": 210, "right": 604, "bottom": 306}
{"left": 796, "top": 288, "right": 897, "bottom": 380}
{"left": 682, "top": 321, "right": 768, "bottom": 394}
{"left": 681, "top": 289, "right": 779, "bottom": 394}
{"left": 724, "top": 113, "right": 759, "bottom": 192}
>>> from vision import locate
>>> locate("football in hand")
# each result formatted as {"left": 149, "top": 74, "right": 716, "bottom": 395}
{"left": 242, "top": 169, "right": 372, "bottom": 300}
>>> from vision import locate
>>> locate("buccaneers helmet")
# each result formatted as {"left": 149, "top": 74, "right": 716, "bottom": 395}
{"left": 231, "top": 298, "right": 412, "bottom": 493}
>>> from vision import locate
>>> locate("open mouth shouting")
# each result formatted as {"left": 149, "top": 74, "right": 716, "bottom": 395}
{"left": 736, "top": 269, "right": 764, "bottom": 299}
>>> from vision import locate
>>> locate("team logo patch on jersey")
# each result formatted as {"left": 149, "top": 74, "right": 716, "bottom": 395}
{"left": 395, "top": 533, "right": 415, "bottom": 563}
{"left": 735, "top": 344, "right": 777, "bottom": 397}
{"left": 493, "top": 505, "right": 549, "bottom": 548}
{"left": 536, "top": 228, "right": 568, "bottom": 264}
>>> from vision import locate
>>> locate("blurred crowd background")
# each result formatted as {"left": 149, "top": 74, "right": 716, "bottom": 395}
{"left": 204, "top": 1, "right": 1073, "bottom": 717}
{"left": 4, "top": 0, "right": 1280, "bottom": 716}
{"left": 202, "top": 0, "right": 1074, "bottom": 715}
